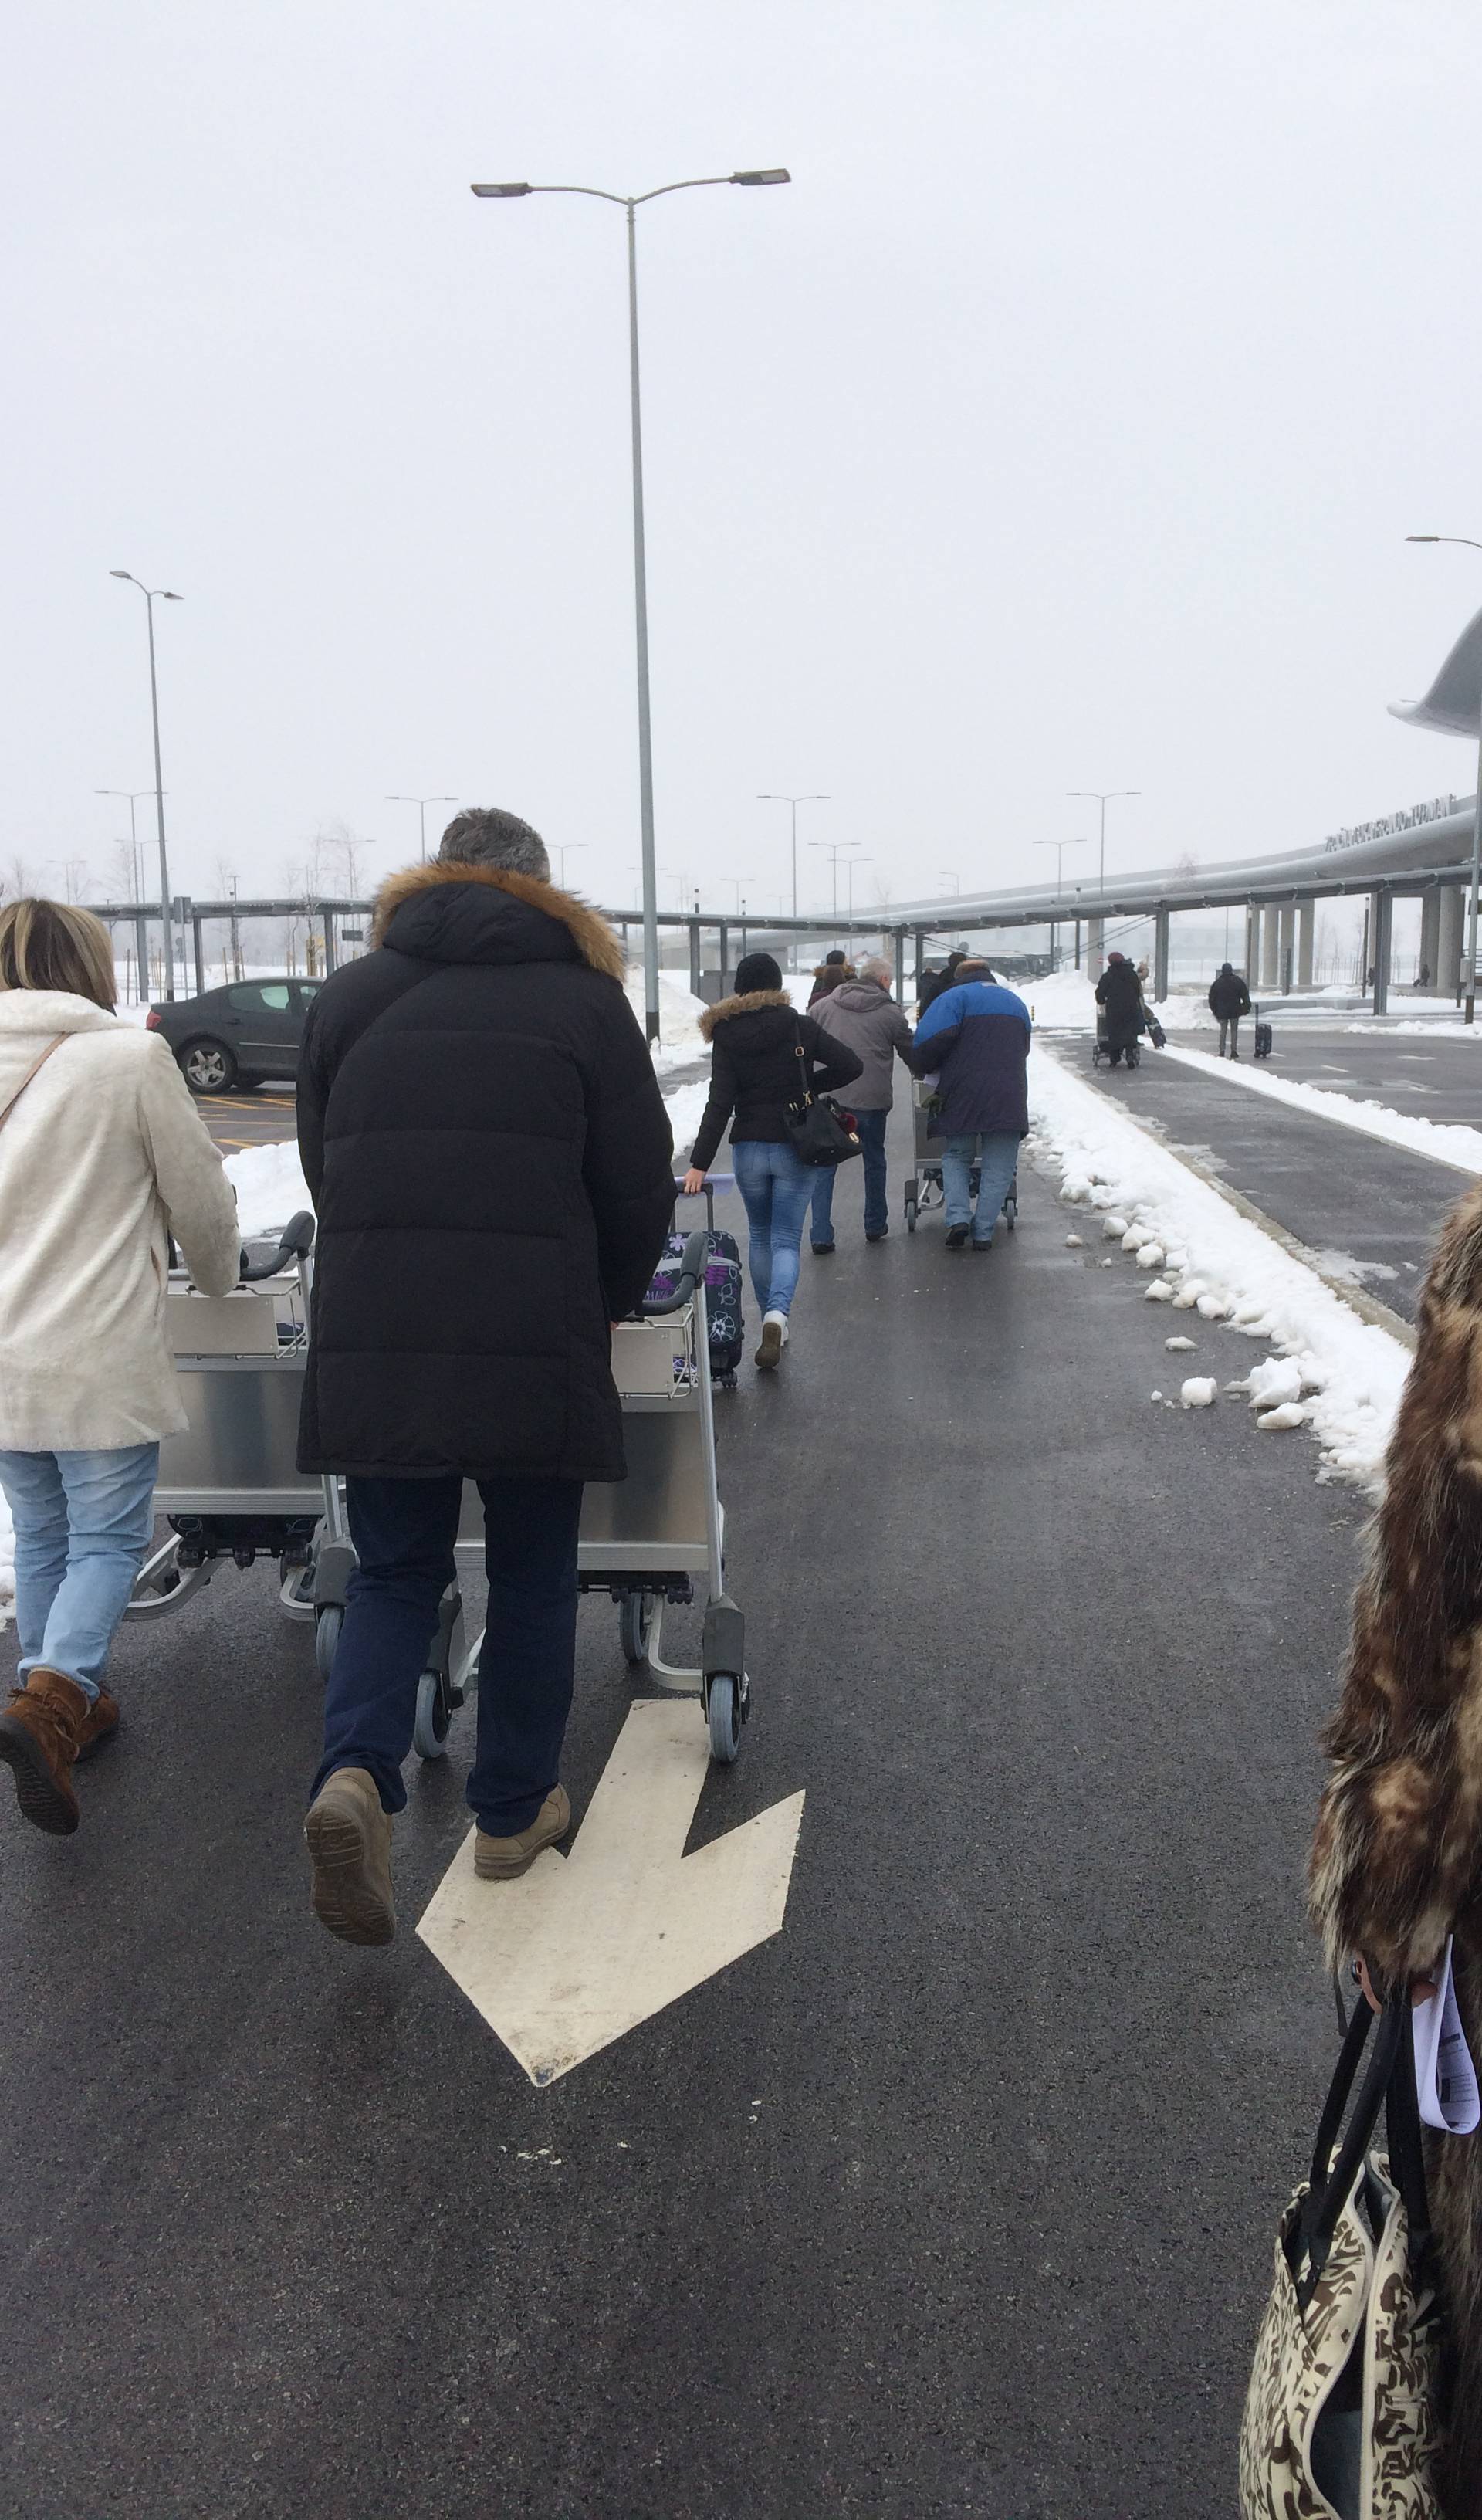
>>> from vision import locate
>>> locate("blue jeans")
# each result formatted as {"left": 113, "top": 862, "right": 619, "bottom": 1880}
{"left": 733, "top": 1138, "right": 814, "bottom": 1317}
{"left": 314, "top": 1474, "right": 584, "bottom": 1834}
{"left": 942, "top": 1133, "right": 1020, "bottom": 1243}
{"left": 811, "top": 1107, "right": 889, "bottom": 1241}
{"left": 0, "top": 1444, "right": 159, "bottom": 1703}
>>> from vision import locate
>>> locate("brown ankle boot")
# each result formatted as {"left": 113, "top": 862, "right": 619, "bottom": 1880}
{"left": 0, "top": 1668, "right": 90, "bottom": 1834}
{"left": 74, "top": 1688, "right": 120, "bottom": 1765}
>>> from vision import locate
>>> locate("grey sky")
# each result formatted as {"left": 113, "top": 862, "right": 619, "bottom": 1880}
{"left": 5, "top": 0, "right": 1482, "bottom": 920}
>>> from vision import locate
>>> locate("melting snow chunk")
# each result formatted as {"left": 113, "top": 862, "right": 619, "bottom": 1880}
{"left": 1257, "top": 1401, "right": 1305, "bottom": 1431}
{"left": 1180, "top": 1377, "right": 1218, "bottom": 1408}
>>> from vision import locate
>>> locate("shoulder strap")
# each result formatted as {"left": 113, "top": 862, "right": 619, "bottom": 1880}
{"left": 791, "top": 1014, "right": 813, "bottom": 1106}
{"left": 0, "top": 1035, "right": 66, "bottom": 1135}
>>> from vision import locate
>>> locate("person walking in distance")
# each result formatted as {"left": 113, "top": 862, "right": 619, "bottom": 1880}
{"left": 909, "top": 957, "right": 1030, "bottom": 1249}
{"left": 296, "top": 808, "right": 674, "bottom": 1947}
{"left": 1095, "top": 950, "right": 1143, "bottom": 1069}
{"left": 683, "top": 950, "right": 861, "bottom": 1368}
{"left": 1207, "top": 960, "right": 1251, "bottom": 1058}
{"left": 0, "top": 899, "right": 240, "bottom": 1835}
{"left": 807, "top": 947, "right": 853, "bottom": 1008}
{"left": 807, "top": 955, "right": 913, "bottom": 1249}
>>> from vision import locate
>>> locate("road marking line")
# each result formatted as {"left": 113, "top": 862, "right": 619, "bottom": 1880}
{"left": 418, "top": 1699, "right": 805, "bottom": 2085}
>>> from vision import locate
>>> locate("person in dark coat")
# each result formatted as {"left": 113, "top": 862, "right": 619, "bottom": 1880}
{"left": 296, "top": 805, "right": 674, "bottom": 1948}
{"left": 1095, "top": 950, "right": 1144, "bottom": 1068}
{"left": 682, "top": 951, "right": 861, "bottom": 1368}
{"left": 807, "top": 948, "right": 853, "bottom": 1008}
{"left": 1206, "top": 960, "right": 1251, "bottom": 1058}
{"left": 909, "top": 957, "right": 1030, "bottom": 1248}
{"left": 917, "top": 947, "right": 968, "bottom": 1015}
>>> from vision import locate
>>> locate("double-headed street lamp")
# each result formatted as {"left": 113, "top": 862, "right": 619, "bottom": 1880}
{"left": 1405, "top": 536, "right": 1482, "bottom": 1021}
{"left": 95, "top": 788, "right": 157, "bottom": 902}
{"left": 1035, "top": 835, "right": 1088, "bottom": 964}
{"left": 757, "top": 793, "right": 829, "bottom": 923}
{"left": 385, "top": 794, "right": 457, "bottom": 864}
{"left": 110, "top": 572, "right": 181, "bottom": 997}
{"left": 1066, "top": 788, "right": 1140, "bottom": 907}
{"left": 809, "top": 836, "right": 865, "bottom": 923}
{"left": 475, "top": 168, "right": 791, "bottom": 1042}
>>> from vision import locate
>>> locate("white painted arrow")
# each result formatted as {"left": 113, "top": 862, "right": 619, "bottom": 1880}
{"left": 416, "top": 1699, "right": 805, "bottom": 2085}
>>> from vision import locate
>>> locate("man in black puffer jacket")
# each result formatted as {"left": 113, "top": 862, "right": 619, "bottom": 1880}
{"left": 296, "top": 807, "right": 673, "bottom": 1949}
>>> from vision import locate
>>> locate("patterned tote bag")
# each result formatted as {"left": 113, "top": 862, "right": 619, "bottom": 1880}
{"left": 1240, "top": 1988, "right": 1445, "bottom": 2518}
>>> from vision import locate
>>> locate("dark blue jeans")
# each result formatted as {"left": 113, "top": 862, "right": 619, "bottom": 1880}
{"left": 810, "top": 1106, "right": 890, "bottom": 1241}
{"left": 313, "top": 1475, "right": 584, "bottom": 1835}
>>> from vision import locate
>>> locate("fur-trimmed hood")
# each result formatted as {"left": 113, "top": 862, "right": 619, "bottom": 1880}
{"left": 698, "top": 987, "right": 793, "bottom": 1042}
{"left": 370, "top": 859, "right": 625, "bottom": 980}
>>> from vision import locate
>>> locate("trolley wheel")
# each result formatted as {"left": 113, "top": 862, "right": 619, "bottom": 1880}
{"left": 1006, "top": 1207, "right": 1017, "bottom": 1232}
{"left": 707, "top": 1672, "right": 744, "bottom": 1766}
{"left": 413, "top": 1668, "right": 452, "bottom": 1761}
{"left": 314, "top": 1604, "right": 343, "bottom": 1677}
{"left": 905, "top": 1187, "right": 919, "bottom": 1233}
{"left": 619, "top": 1590, "right": 655, "bottom": 1665}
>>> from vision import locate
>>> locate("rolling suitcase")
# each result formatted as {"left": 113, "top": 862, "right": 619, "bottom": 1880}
{"left": 1254, "top": 1018, "right": 1273, "bottom": 1059}
{"left": 646, "top": 1183, "right": 745, "bottom": 1388}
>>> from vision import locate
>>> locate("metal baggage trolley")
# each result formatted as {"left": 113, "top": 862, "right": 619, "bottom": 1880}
{"left": 128, "top": 1223, "right": 750, "bottom": 1768}
{"left": 1091, "top": 1007, "right": 1139, "bottom": 1069}
{"left": 902, "top": 1082, "right": 1018, "bottom": 1237}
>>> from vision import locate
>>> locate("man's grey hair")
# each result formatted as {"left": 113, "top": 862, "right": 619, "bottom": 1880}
{"left": 858, "top": 954, "right": 894, "bottom": 987}
{"left": 437, "top": 806, "right": 550, "bottom": 882}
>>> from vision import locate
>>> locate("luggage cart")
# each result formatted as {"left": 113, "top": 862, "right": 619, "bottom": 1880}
{"left": 902, "top": 1084, "right": 1018, "bottom": 1237}
{"left": 129, "top": 1224, "right": 749, "bottom": 1768}
{"left": 1091, "top": 1008, "right": 1140, "bottom": 1069}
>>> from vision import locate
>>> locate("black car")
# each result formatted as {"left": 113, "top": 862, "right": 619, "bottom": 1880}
{"left": 146, "top": 976, "right": 324, "bottom": 1094}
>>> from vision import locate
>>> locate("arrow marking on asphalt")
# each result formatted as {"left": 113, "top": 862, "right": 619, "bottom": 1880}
{"left": 416, "top": 1698, "right": 805, "bottom": 2085}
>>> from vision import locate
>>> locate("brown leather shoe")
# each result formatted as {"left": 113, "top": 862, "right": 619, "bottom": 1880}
{"left": 305, "top": 1766, "right": 396, "bottom": 1946}
{"left": 0, "top": 1668, "right": 90, "bottom": 1835}
{"left": 475, "top": 1785, "right": 570, "bottom": 1880}
{"left": 74, "top": 1688, "right": 120, "bottom": 1765}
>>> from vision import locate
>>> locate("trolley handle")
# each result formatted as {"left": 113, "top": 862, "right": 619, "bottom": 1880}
{"left": 239, "top": 1209, "right": 316, "bottom": 1283}
{"left": 636, "top": 1228, "right": 710, "bottom": 1318}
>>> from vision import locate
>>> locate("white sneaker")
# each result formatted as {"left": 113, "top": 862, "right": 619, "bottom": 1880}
{"left": 756, "top": 1309, "right": 789, "bottom": 1370}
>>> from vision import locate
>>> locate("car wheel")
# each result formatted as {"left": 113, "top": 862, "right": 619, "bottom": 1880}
{"left": 180, "top": 1039, "right": 236, "bottom": 1095}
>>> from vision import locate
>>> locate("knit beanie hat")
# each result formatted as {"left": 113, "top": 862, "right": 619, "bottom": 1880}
{"left": 735, "top": 951, "right": 783, "bottom": 995}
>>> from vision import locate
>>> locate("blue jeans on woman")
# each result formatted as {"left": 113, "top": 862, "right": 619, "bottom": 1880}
{"left": 0, "top": 1444, "right": 159, "bottom": 1702}
{"left": 732, "top": 1137, "right": 814, "bottom": 1317}
{"left": 942, "top": 1132, "right": 1020, "bottom": 1245}
{"left": 314, "top": 1472, "right": 584, "bottom": 1835}
{"left": 811, "top": 1107, "right": 889, "bottom": 1243}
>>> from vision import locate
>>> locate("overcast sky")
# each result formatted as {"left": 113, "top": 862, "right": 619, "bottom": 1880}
{"left": 5, "top": 0, "right": 1482, "bottom": 921}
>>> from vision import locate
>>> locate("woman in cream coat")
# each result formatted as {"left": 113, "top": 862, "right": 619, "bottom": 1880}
{"left": 0, "top": 899, "right": 240, "bottom": 1835}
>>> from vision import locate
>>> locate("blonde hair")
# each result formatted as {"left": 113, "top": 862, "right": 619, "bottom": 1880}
{"left": 0, "top": 899, "right": 117, "bottom": 1011}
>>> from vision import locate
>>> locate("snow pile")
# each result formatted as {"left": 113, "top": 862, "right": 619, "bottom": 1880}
{"left": 627, "top": 974, "right": 710, "bottom": 1076}
{"left": 1030, "top": 1042, "right": 1411, "bottom": 1485}
{"left": 1024, "top": 970, "right": 1098, "bottom": 1030}
{"left": 1156, "top": 1042, "right": 1482, "bottom": 1179}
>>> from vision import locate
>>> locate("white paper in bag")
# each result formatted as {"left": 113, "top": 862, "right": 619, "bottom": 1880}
{"left": 1412, "top": 1936, "right": 1480, "bottom": 2136}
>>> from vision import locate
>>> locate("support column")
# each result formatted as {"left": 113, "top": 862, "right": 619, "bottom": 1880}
{"left": 1277, "top": 904, "right": 1295, "bottom": 995}
{"left": 718, "top": 919, "right": 729, "bottom": 996}
{"left": 688, "top": 919, "right": 701, "bottom": 998}
{"left": 1365, "top": 892, "right": 1382, "bottom": 987}
{"left": 1073, "top": 916, "right": 1081, "bottom": 970}
{"left": 1297, "top": 899, "right": 1315, "bottom": 991}
{"left": 191, "top": 913, "right": 206, "bottom": 998}
{"left": 322, "top": 910, "right": 338, "bottom": 977}
{"left": 134, "top": 911, "right": 149, "bottom": 1004}
{"left": 1153, "top": 906, "right": 1169, "bottom": 1003}
{"left": 1260, "top": 903, "right": 1280, "bottom": 990}
{"left": 1245, "top": 903, "right": 1260, "bottom": 981}
{"left": 1371, "top": 892, "right": 1392, "bottom": 1014}
{"left": 893, "top": 930, "right": 907, "bottom": 1004}
{"left": 1439, "top": 885, "right": 1466, "bottom": 1000}
{"left": 1419, "top": 888, "right": 1440, "bottom": 992}
{"left": 1088, "top": 914, "right": 1105, "bottom": 966}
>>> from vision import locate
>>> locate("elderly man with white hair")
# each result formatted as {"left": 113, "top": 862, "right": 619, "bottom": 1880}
{"left": 807, "top": 955, "right": 915, "bottom": 1249}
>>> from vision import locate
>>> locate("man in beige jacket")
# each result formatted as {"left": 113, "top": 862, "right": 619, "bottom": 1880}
{"left": 0, "top": 899, "right": 239, "bottom": 1835}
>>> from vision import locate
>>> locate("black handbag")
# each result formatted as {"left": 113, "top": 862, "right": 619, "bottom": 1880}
{"left": 783, "top": 1021, "right": 863, "bottom": 1168}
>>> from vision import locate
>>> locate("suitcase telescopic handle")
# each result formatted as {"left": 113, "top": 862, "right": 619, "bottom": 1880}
{"left": 637, "top": 1228, "right": 710, "bottom": 1317}
{"left": 239, "top": 1209, "right": 316, "bottom": 1283}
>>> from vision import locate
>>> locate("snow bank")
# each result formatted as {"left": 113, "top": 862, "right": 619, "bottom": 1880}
{"left": 1155, "top": 1041, "right": 1482, "bottom": 1178}
{"left": 1024, "top": 970, "right": 1098, "bottom": 1030}
{"left": 1030, "top": 1043, "right": 1411, "bottom": 1486}
{"left": 627, "top": 974, "right": 709, "bottom": 1075}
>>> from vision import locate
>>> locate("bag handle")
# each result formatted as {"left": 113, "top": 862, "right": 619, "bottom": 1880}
{"left": 0, "top": 1035, "right": 66, "bottom": 1134}
{"left": 790, "top": 1016, "right": 814, "bottom": 1112}
{"left": 1290, "top": 1988, "right": 1428, "bottom": 2308}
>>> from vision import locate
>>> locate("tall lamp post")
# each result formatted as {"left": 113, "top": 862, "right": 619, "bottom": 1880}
{"left": 109, "top": 573, "right": 181, "bottom": 998}
{"left": 95, "top": 789, "right": 156, "bottom": 903}
{"left": 1404, "top": 537, "right": 1482, "bottom": 1021}
{"left": 385, "top": 794, "right": 457, "bottom": 864}
{"left": 809, "top": 837, "right": 864, "bottom": 923}
{"left": 1066, "top": 788, "right": 1140, "bottom": 910}
{"left": 475, "top": 169, "right": 790, "bottom": 1042}
{"left": 1035, "top": 835, "right": 1087, "bottom": 967}
{"left": 757, "top": 793, "right": 829, "bottom": 927}
{"left": 553, "top": 842, "right": 588, "bottom": 887}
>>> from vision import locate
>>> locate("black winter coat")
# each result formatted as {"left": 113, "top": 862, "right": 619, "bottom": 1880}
{"left": 296, "top": 862, "right": 675, "bottom": 1484}
{"left": 1095, "top": 957, "right": 1145, "bottom": 1050}
{"left": 689, "top": 990, "right": 863, "bottom": 1173}
{"left": 1207, "top": 967, "right": 1251, "bottom": 1020}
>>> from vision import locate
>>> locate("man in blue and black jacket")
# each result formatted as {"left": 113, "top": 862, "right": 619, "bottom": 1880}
{"left": 909, "top": 958, "right": 1032, "bottom": 1249}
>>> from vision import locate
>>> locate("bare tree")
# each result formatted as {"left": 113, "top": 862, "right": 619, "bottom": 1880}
{"left": 107, "top": 838, "right": 139, "bottom": 901}
{"left": 1175, "top": 850, "right": 1198, "bottom": 879}
{"left": 313, "top": 817, "right": 374, "bottom": 901}
{"left": 2, "top": 854, "right": 34, "bottom": 903}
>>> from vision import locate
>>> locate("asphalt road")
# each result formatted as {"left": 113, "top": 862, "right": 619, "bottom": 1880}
{"left": 0, "top": 1111, "right": 1359, "bottom": 2518}
{"left": 1071, "top": 1040, "right": 1468, "bottom": 1323}
{"left": 195, "top": 1083, "right": 299, "bottom": 1151}
{"left": 1205, "top": 1024, "right": 1482, "bottom": 1121}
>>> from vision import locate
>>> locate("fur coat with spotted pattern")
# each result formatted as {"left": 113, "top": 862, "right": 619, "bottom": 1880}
{"left": 1310, "top": 1182, "right": 1482, "bottom": 2512}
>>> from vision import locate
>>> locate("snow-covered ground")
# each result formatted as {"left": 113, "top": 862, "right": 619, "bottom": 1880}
{"left": 1029, "top": 1042, "right": 1412, "bottom": 1489}
{"left": 1154, "top": 1041, "right": 1482, "bottom": 1178}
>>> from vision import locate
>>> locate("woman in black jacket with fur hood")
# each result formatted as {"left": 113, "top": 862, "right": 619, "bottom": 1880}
{"left": 683, "top": 953, "right": 861, "bottom": 1370}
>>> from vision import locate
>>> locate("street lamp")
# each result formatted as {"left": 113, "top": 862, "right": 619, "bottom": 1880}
{"left": 95, "top": 789, "right": 157, "bottom": 903}
{"left": 938, "top": 870, "right": 961, "bottom": 896}
{"left": 1066, "top": 789, "right": 1140, "bottom": 906}
{"left": 109, "top": 573, "right": 181, "bottom": 997}
{"left": 809, "top": 837, "right": 864, "bottom": 923}
{"left": 1405, "top": 537, "right": 1482, "bottom": 1021}
{"left": 475, "top": 170, "right": 790, "bottom": 1043}
{"left": 553, "top": 843, "right": 588, "bottom": 887}
{"left": 385, "top": 794, "right": 457, "bottom": 864}
{"left": 1035, "top": 835, "right": 1088, "bottom": 967}
{"left": 757, "top": 794, "right": 829, "bottom": 925}
{"left": 844, "top": 855, "right": 871, "bottom": 924}
{"left": 723, "top": 874, "right": 755, "bottom": 913}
